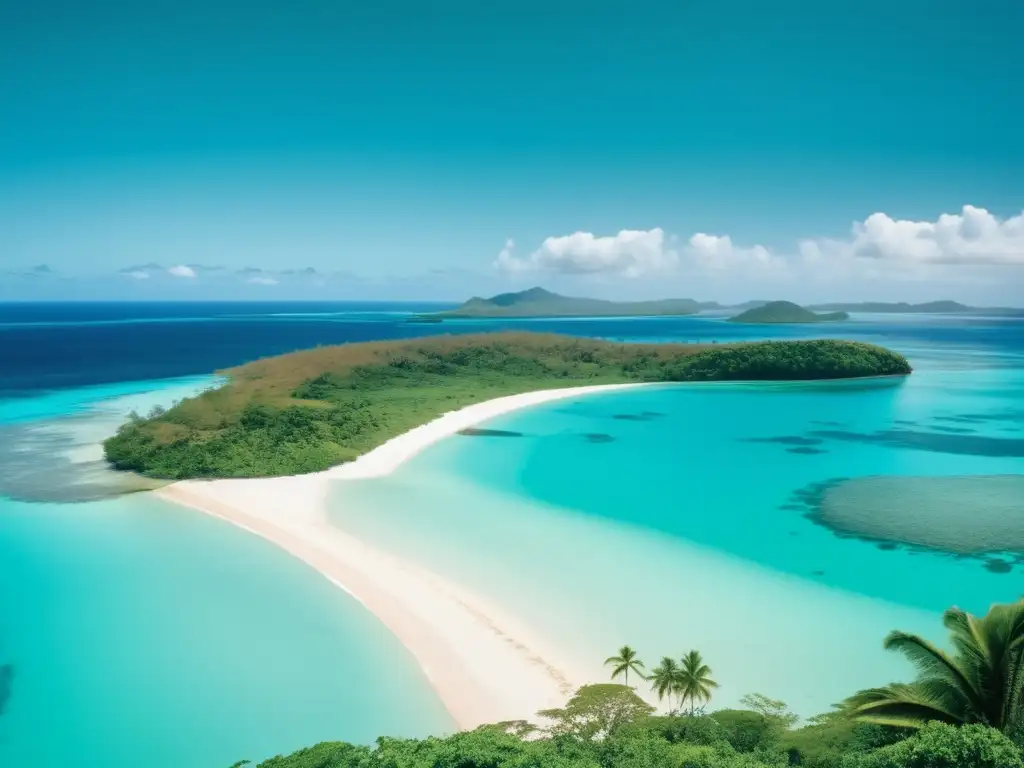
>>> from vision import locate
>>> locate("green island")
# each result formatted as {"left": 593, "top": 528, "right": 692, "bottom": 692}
{"left": 807, "top": 300, "right": 1022, "bottom": 315}
{"left": 729, "top": 301, "right": 850, "bottom": 324}
{"left": 235, "top": 599, "right": 1024, "bottom": 768}
{"left": 437, "top": 287, "right": 702, "bottom": 317}
{"left": 103, "top": 333, "right": 910, "bottom": 479}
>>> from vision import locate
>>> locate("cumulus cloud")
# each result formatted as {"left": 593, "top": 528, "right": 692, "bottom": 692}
{"left": 167, "top": 264, "right": 197, "bottom": 278}
{"left": 497, "top": 205, "right": 1022, "bottom": 293}
{"left": 800, "top": 206, "right": 1024, "bottom": 267}
{"left": 118, "top": 263, "right": 162, "bottom": 279}
{"left": 247, "top": 275, "right": 279, "bottom": 285}
{"left": 3, "top": 264, "right": 57, "bottom": 278}
{"left": 687, "top": 234, "right": 783, "bottom": 274}
{"left": 495, "top": 229, "right": 678, "bottom": 277}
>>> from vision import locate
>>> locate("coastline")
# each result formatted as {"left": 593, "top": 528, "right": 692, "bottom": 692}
{"left": 154, "top": 382, "right": 650, "bottom": 729}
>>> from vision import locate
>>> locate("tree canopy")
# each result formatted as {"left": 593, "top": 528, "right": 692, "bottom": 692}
{"left": 103, "top": 334, "right": 911, "bottom": 479}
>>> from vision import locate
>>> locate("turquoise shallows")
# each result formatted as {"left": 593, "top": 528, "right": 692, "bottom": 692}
{"left": 328, "top": 333, "right": 1023, "bottom": 717}
{"left": 0, "top": 379, "right": 452, "bottom": 768}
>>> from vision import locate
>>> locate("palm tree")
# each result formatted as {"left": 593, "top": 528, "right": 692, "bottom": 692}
{"left": 676, "top": 650, "right": 719, "bottom": 714}
{"left": 604, "top": 645, "right": 646, "bottom": 688}
{"left": 649, "top": 656, "right": 682, "bottom": 712}
{"left": 846, "top": 600, "right": 1024, "bottom": 734}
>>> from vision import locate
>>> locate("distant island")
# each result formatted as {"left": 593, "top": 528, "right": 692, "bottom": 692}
{"left": 104, "top": 333, "right": 910, "bottom": 479}
{"left": 438, "top": 287, "right": 700, "bottom": 318}
{"left": 807, "top": 300, "right": 1021, "bottom": 315}
{"left": 728, "top": 301, "right": 850, "bottom": 324}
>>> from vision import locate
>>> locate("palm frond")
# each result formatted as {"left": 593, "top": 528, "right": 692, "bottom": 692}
{"left": 883, "top": 630, "right": 985, "bottom": 714}
{"left": 846, "top": 683, "right": 964, "bottom": 728}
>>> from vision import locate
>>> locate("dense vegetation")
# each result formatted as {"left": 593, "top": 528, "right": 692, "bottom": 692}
{"left": 103, "top": 333, "right": 910, "bottom": 479}
{"left": 439, "top": 287, "right": 701, "bottom": 317}
{"left": 234, "top": 600, "right": 1024, "bottom": 768}
{"left": 728, "top": 301, "right": 850, "bottom": 324}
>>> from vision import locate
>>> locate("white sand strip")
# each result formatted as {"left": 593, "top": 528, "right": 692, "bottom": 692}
{"left": 154, "top": 383, "right": 650, "bottom": 729}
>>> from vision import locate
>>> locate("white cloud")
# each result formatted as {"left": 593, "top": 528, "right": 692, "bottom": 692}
{"left": 495, "top": 229, "right": 678, "bottom": 277}
{"left": 247, "top": 275, "right": 279, "bottom": 285}
{"left": 127, "top": 270, "right": 151, "bottom": 280}
{"left": 687, "top": 233, "right": 784, "bottom": 275}
{"left": 496, "top": 205, "right": 1022, "bottom": 295}
{"left": 800, "top": 206, "right": 1024, "bottom": 267}
{"left": 167, "top": 264, "right": 197, "bottom": 278}
{"left": 494, "top": 239, "right": 517, "bottom": 270}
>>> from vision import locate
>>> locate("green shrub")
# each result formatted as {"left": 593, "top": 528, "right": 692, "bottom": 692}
{"left": 869, "top": 723, "right": 1023, "bottom": 768}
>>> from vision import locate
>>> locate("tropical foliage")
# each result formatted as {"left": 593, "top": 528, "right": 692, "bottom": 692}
{"left": 678, "top": 650, "right": 720, "bottom": 714}
{"left": 603, "top": 646, "right": 645, "bottom": 688}
{"left": 648, "top": 657, "right": 681, "bottom": 709}
{"left": 236, "top": 699, "right": 1024, "bottom": 768}
{"left": 234, "top": 601, "right": 1024, "bottom": 768}
{"left": 620, "top": 648, "right": 719, "bottom": 714}
{"left": 103, "top": 334, "right": 911, "bottom": 478}
{"left": 846, "top": 600, "right": 1024, "bottom": 735}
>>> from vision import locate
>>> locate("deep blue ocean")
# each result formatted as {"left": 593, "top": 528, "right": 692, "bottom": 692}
{"left": 1, "top": 301, "right": 1022, "bottom": 765}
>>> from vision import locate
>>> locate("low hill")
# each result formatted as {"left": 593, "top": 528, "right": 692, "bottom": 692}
{"left": 103, "top": 333, "right": 910, "bottom": 479}
{"left": 808, "top": 300, "right": 970, "bottom": 313}
{"left": 729, "top": 301, "right": 850, "bottom": 324}
{"left": 807, "top": 300, "right": 1022, "bottom": 315}
{"left": 439, "top": 287, "right": 700, "bottom": 317}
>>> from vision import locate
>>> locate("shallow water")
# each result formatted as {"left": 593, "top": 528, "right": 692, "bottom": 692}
{"left": 328, "top": 315, "right": 1024, "bottom": 716}
{"left": 1, "top": 303, "right": 1021, "bottom": 759}
{"left": 0, "top": 377, "right": 451, "bottom": 768}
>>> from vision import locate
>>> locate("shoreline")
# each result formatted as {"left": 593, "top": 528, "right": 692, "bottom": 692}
{"left": 154, "top": 382, "right": 649, "bottom": 729}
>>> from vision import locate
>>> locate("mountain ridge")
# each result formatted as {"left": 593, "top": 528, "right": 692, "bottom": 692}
{"left": 439, "top": 287, "right": 701, "bottom": 318}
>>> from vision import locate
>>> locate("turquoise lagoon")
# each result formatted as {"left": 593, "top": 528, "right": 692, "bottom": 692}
{"left": 0, "top": 378, "right": 451, "bottom": 768}
{"left": 1, "top": 306, "right": 1022, "bottom": 765}
{"left": 328, "top": 320, "right": 1024, "bottom": 717}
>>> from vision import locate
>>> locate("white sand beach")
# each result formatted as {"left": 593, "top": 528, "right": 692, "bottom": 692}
{"left": 155, "top": 383, "right": 650, "bottom": 729}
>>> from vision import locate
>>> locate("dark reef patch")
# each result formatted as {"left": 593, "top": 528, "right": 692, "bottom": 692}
{"left": 792, "top": 475, "right": 1024, "bottom": 569}
{"left": 0, "top": 664, "right": 13, "bottom": 717}
{"left": 933, "top": 415, "right": 985, "bottom": 425}
{"left": 744, "top": 435, "right": 823, "bottom": 447}
{"left": 808, "top": 428, "right": 1024, "bottom": 457}
{"left": 893, "top": 419, "right": 917, "bottom": 426}
{"left": 786, "top": 446, "right": 828, "bottom": 455}
{"left": 930, "top": 425, "right": 977, "bottom": 434}
{"left": 810, "top": 570, "right": 825, "bottom": 577}
{"left": 612, "top": 411, "right": 664, "bottom": 422}
{"left": 985, "top": 559, "right": 1012, "bottom": 574}
{"left": 583, "top": 433, "right": 616, "bottom": 444}
{"left": 457, "top": 428, "right": 524, "bottom": 438}
{"left": 811, "top": 420, "right": 846, "bottom": 427}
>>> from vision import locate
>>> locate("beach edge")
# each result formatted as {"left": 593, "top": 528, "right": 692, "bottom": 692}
{"left": 153, "top": 382, "right": 650, "bottom": 729}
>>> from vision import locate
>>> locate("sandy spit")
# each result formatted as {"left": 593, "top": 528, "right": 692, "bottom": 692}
{"left": 154, "top": 383, "right": 650, "bottom": 729}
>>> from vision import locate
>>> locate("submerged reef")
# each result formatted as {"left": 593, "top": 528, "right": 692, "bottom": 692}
{"left": 457, "top": 428, "right": 524, "bottom": 438}
{"left": 795, "top": 475, "right": 1024, "bottom": 568}
{"left": 0, "top": 664, "right": 13, "bottom": 717}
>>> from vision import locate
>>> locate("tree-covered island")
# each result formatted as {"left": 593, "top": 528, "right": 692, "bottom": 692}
{"left": 103, "top": 333, "right": 910, "bottom": 479}
{"left": 729, "top": 301, "right": 850, "bottom": 324}
{"left": 437, "top": 286, "right": 702, "bottom": 317}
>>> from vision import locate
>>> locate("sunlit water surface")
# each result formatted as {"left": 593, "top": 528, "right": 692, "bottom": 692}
{"left": 0, "top": 304, "right": 1020, "bottom": 764}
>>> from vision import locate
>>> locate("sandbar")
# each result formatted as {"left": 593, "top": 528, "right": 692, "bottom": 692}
{"left": 155, "top": 383, "right": 650, "bottom": 729}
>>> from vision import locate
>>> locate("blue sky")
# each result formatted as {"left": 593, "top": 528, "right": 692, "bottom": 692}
{"left": 1, "top": 0, "right": 1022, "bottom": 303}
